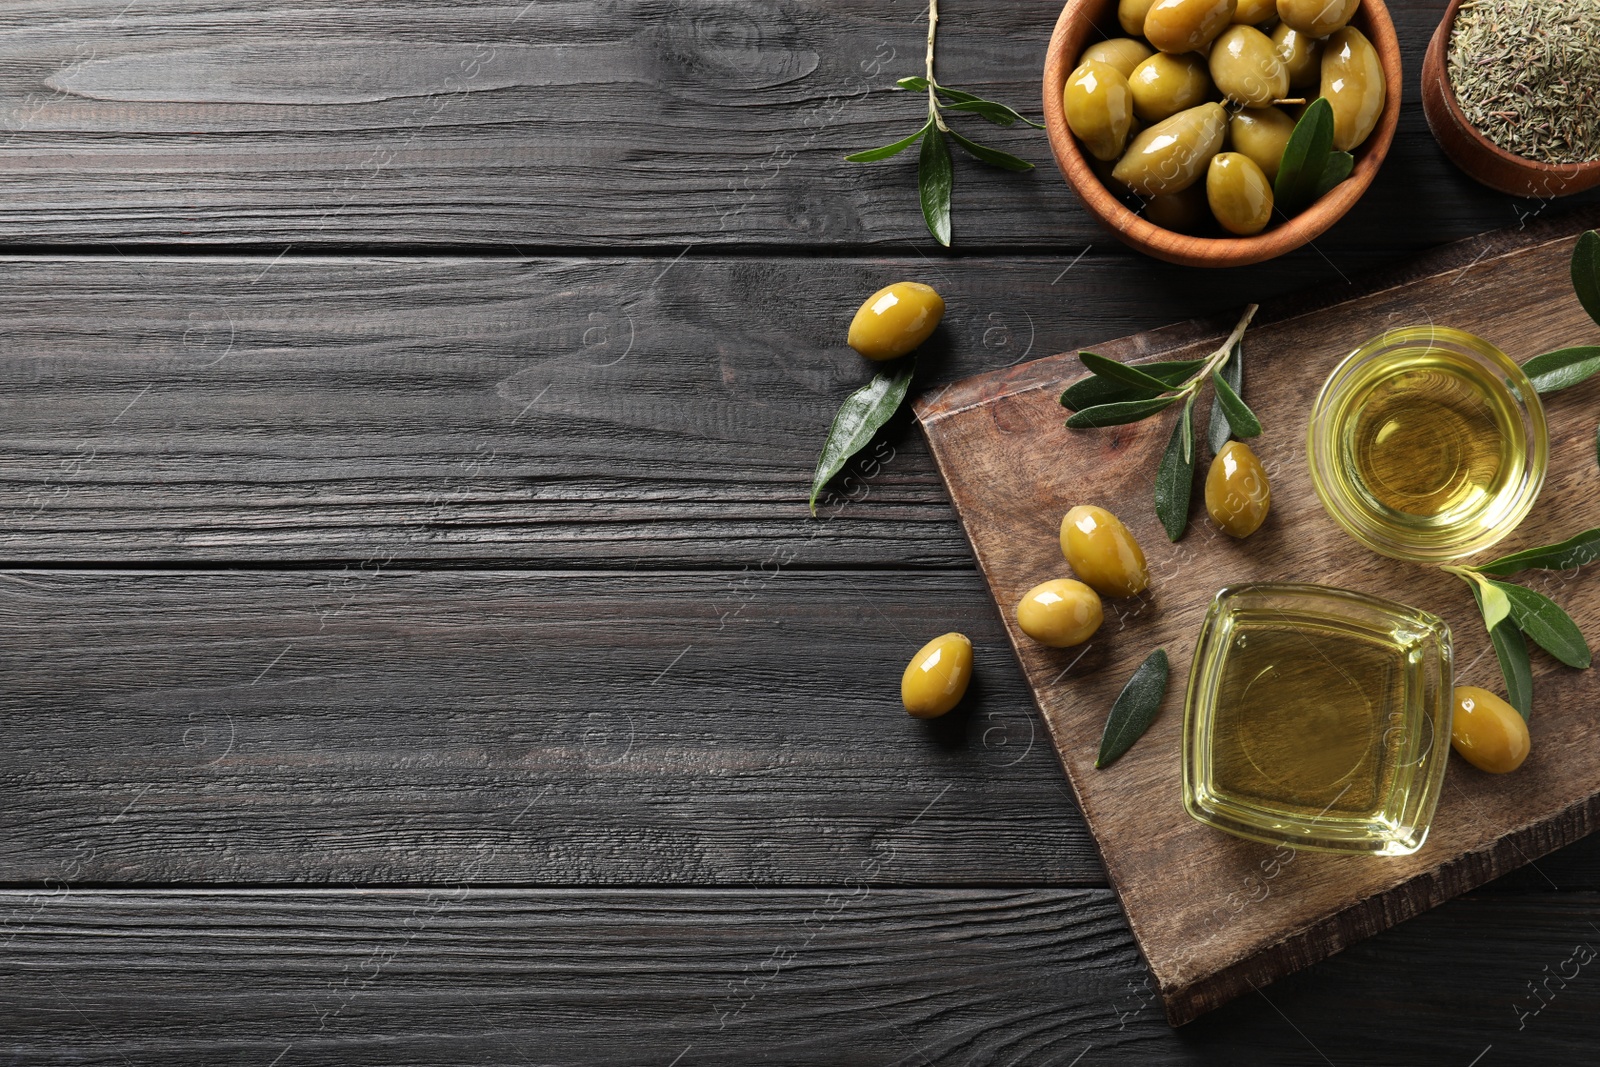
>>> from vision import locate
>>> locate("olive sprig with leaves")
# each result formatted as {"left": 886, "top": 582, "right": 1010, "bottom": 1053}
{"left": 1510, "top": 230, "right": 1600, "bottom": 411}
{"left": 1060, "top": 304, "right": 1260, "bottom": 542}
{"left": 1444, "top": 531, "right": 1598, "bottom": 720}
{"left": 844, "top": 0, "right": 1041, "bottom": 247}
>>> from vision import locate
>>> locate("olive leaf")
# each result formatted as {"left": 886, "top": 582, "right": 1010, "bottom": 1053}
{"left": 1473, "top": 526, "right": 1600, "bottom": 575}
{"left": 1521, "top": 345, "right": 1600, "bottom": 395}
{"left": 1572, "top": 228, "right": 1600, "bottom": 328}
{"left": 946, "top": 128, "right": 1033, "bottom": 172}
{"left": 1488, "top": 579, "right": 1592, "bottom": 669}
{"left": 918, "top": 125, "right": 953, "bottom": 247}
{"left": 1273, "top": 97, "right": 1335, "bottom": 216}
{"left": 1080, "top": 351, "right": 1174, "bottom": 392}
{"left": 1210, "top": 367, "right": 1261, "bottom": 438}
{"left": 808, "top": 361, "right": 914, "bottom": 515}
{"left": 1154, "top": 401, "right": 1196, "bottom": 542}
{"left": 1065, "top": 394, "right": 1180, "bottom": 429}
{"left": 944, "top": 98, "right": 1045, "bottom": 129}
{"left": 1313, "top": 150, "right": 1355, "bottom": 198}
{"left": 1207, "top": 339, "right": 1242, "bottom": 454}
{"left": 1059, "top": 358, "right": 1208, "bottom": 411}
{"left": 1460, "top": 571, "right": 1533, "bottom": 719}
{"left": 1448, "top": 567, "right": 1511, "bottom": 632}
{"left": 845, "top": 122, "right": 931, "bottom": 163}
{"left": 1095, "top": 648, "right": 1170, "bottom": 769}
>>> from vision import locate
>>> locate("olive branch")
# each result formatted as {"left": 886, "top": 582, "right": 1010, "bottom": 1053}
{"left": 843, "top": 0, "right": 1042, "bottom": 246}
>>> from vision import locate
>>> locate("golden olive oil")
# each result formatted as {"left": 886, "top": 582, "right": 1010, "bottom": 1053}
{"left": 1210, "top": 611, "right": 1405, "bottom": 822}
{"left": 1337, "top": 347, "right": 1524, "bottom": 531}
{"left": 1184, "top": 585, "right": 1453, "bottom": 855}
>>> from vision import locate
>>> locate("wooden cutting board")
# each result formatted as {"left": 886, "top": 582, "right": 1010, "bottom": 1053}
{"left": 915, "top": 209, "right": 1600, "bottom": 1026}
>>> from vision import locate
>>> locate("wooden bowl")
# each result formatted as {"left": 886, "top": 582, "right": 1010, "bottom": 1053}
{"left": 1421, "top": 0, "right": 1600, "bottom": 199}
{"left": 1042, "top": 0, "right": 1403, "bottom": 268}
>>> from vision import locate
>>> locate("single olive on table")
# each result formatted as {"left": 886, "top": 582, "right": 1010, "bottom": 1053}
{"left": 1061, "top": 0, "right": 1384, "bottom": 237}
{"left": 1450, "top": 686, "right": 1530, "bottom": 773}
{"left": 1017, "top": 578, "right": 1104, "bottom": 648}
{"left": 901, "top": 632, "right": 974, "bottom": 718}
{"left": 1060, "top": 505, "right": 1150, "bottom": 597}
{"left": 846, "top": 282, "right": 945, "bottom": 361}
{"left": 1205, "top": 440, "right": 1271, "bottom": 537}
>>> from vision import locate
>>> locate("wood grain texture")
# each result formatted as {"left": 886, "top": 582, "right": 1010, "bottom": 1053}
{"left": 0, "top": 249, "right": 1395, "bottom": 566}
{"left": 0, "top": 567, "right": 1098, "bottom": 886}
{"left": 918, "top": 213, "right": 1600, "bottom": 1024}
{"left": 0, "top": 888, "right": 1596, "bottom": 1065}
{"left": 0, "top": 0, "right": 1586, "bottom": 247}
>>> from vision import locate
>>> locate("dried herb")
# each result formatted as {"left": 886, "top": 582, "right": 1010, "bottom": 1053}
{"left": 1062, "top": 305, "right": 1260, "bottom": 541}
{"left": 808, "top": 361, "right": 914, "bottom": 515}
{"left": 1095, "top": 648, "right": 1170, "bottom": 769}
{"left": 844, "top": 0, "right": 1041, "bottom": 247}
{"left": 1447, "top": 0, "right": 1600, "bottom": 166}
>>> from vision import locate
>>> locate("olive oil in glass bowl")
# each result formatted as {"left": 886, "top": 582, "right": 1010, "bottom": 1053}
{"left": 1307, "top": 326, "right": 1547, "bottom": 563}
{"left": 1183, "top": 584, "right": 1454, "bottom": 855}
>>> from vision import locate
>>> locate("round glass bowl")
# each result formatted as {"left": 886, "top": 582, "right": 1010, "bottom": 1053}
{"left": 1307, "top": 326, "right": 1547, "bottom": 563}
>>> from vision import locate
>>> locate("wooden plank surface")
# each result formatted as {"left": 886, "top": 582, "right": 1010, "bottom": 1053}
{"left": 918, "top": 214, "right": 1600, "bottom": 1025}
{"left": 0, "top": 0, "right": 1584, "bottom": 248}
{"left": 0, "top": 888, "right": 1595, "bottom": 1065}
{"left": 0, "top": 567, "right": 1095, "bottom": 886}
{"left": 0, "top": 250, "right": 1392, "bottom": 567}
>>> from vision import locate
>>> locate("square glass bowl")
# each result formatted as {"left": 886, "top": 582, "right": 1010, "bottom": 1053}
{"left": 1183, "top": 584, "right": 1454, "bottom": 856}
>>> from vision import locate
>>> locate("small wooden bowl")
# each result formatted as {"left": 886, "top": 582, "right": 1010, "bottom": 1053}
{"left": 1421, "top": 0, "right": 1600, "bottom": 199}
{"left": 1042, "top": 0, "right": 1403, "bottom": 268}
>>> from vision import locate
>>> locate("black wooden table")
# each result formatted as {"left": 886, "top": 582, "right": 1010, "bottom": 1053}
{"left": 1, "top": 2, "right": 1596, "bottom": 1063}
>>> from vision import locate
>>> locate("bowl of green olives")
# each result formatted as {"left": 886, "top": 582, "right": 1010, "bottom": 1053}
{"left": 1043, "top": 0, "right": 1402, "bottom": 267}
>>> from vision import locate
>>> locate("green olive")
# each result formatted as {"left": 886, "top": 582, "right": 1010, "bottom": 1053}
{"left": 1064, "top": 61, "right": 1135, "bottom": 162}
{"left": 1144, "top": 0, "right": 1238, "bottom": 54}
{"left": 1060, "top": 505, "right": 1149, "bottom": 597}
{"left": 1128, "top": 53, "right": 1212, "bottom": 123}
{"left": 1080, "top": 37, "right": 1155, "bottom": 79}
{"left": 1276, "top": 0, "right": 1357, "bottom": 37}
{"left": 1228, "top": 106, "right": 1295, "bottom": 181}
{"left": 1119, "top": 0, "right": 1161, "bottom": 35}
{"left": 1271, "top": 23, "right": 1323, "bottom": 89}
{"left": 847, "top": 282, "right": 944, "bottom": 361}
{"left": 1111, "top": 102, "right": 1227, "bottom": 197}
{"left": 1143, "top": 185, "right": 1210, "bottom": 232}
{"left": 1204, "top": 439, "right": 1271, "bottom": 535}
{"left": 1451, "top": 686, "right": 1530, "bottom": 773}
{"left": 1321, "top": 26, "right": 1385, "bottom": 151}
{"left": 901, "top": 632, "right": 973, "bottom": 719}
{"left": 1016, "top": 579, "right": 1103, "bottom": 648}
{"left": 1208, "top": 25, "right": 1288, "bottom": 107}
{"left": 1232, "top": 0, "right": 1277, "bottom": 22}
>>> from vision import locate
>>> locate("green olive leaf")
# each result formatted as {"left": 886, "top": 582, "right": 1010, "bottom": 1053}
{"left": 1448, "top": 566, "right": 1511, "bottom": 632}
{"left": 897, "top": 75, "right": 932, "bottom": 92}
{"left": 1154, "top": 402, "right": 1196, "bottom": 542}
{"left": 946, "top": 128, "right": 1033, "bottom": 171}
{"left": 1572, "top": 229, "right": 1600, "bottom": 329}
{"left": 1459, "top": 571, "right": 1534, "bottom": 719}
{"left": 1488, "top": 579, "right": 1592, "bottom": 669}
{"left": 918, "top": 125, "right": 953, "bottom": 247}
{"left": 1273, "top": 97, "right": 1335, "bottom": 216}
{"left": 1207, "top": 339, "right": 1243, "bottom": 454}
{"left": 845, "top": 122, "right": 931, "bottom": 163}
{"left": 808, "top": 361, "right": 914, "bottom": 515}
{"left": 1490, "top": 620, "right": 1534, "bottom": 720}
{"left": 1313, "top": 150, "right": 1355, "bottom": 199}
{"left": 1473, "top": 526, "right": 1600, "bottom": 575}
{"left": 1210, "top": 367, "right": 1261, "bottom": 439}
{"left": 1060, "top": 358, "right": 1207, "bottom": 411}
{"left": 943, "top": 97, "right": 1045, "bottom": 129}
{"left": 1095, "top": 648, "right": 1171, "bottom": 769}
{"left": 1065, "top": 394, "right": 1180, "bottom": 429}
{"left": 1080, "top": 351, "right": 1175, "bottom": 392}
{"left": 1521, "top": 345, "right": 1600, "bottom": 394}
